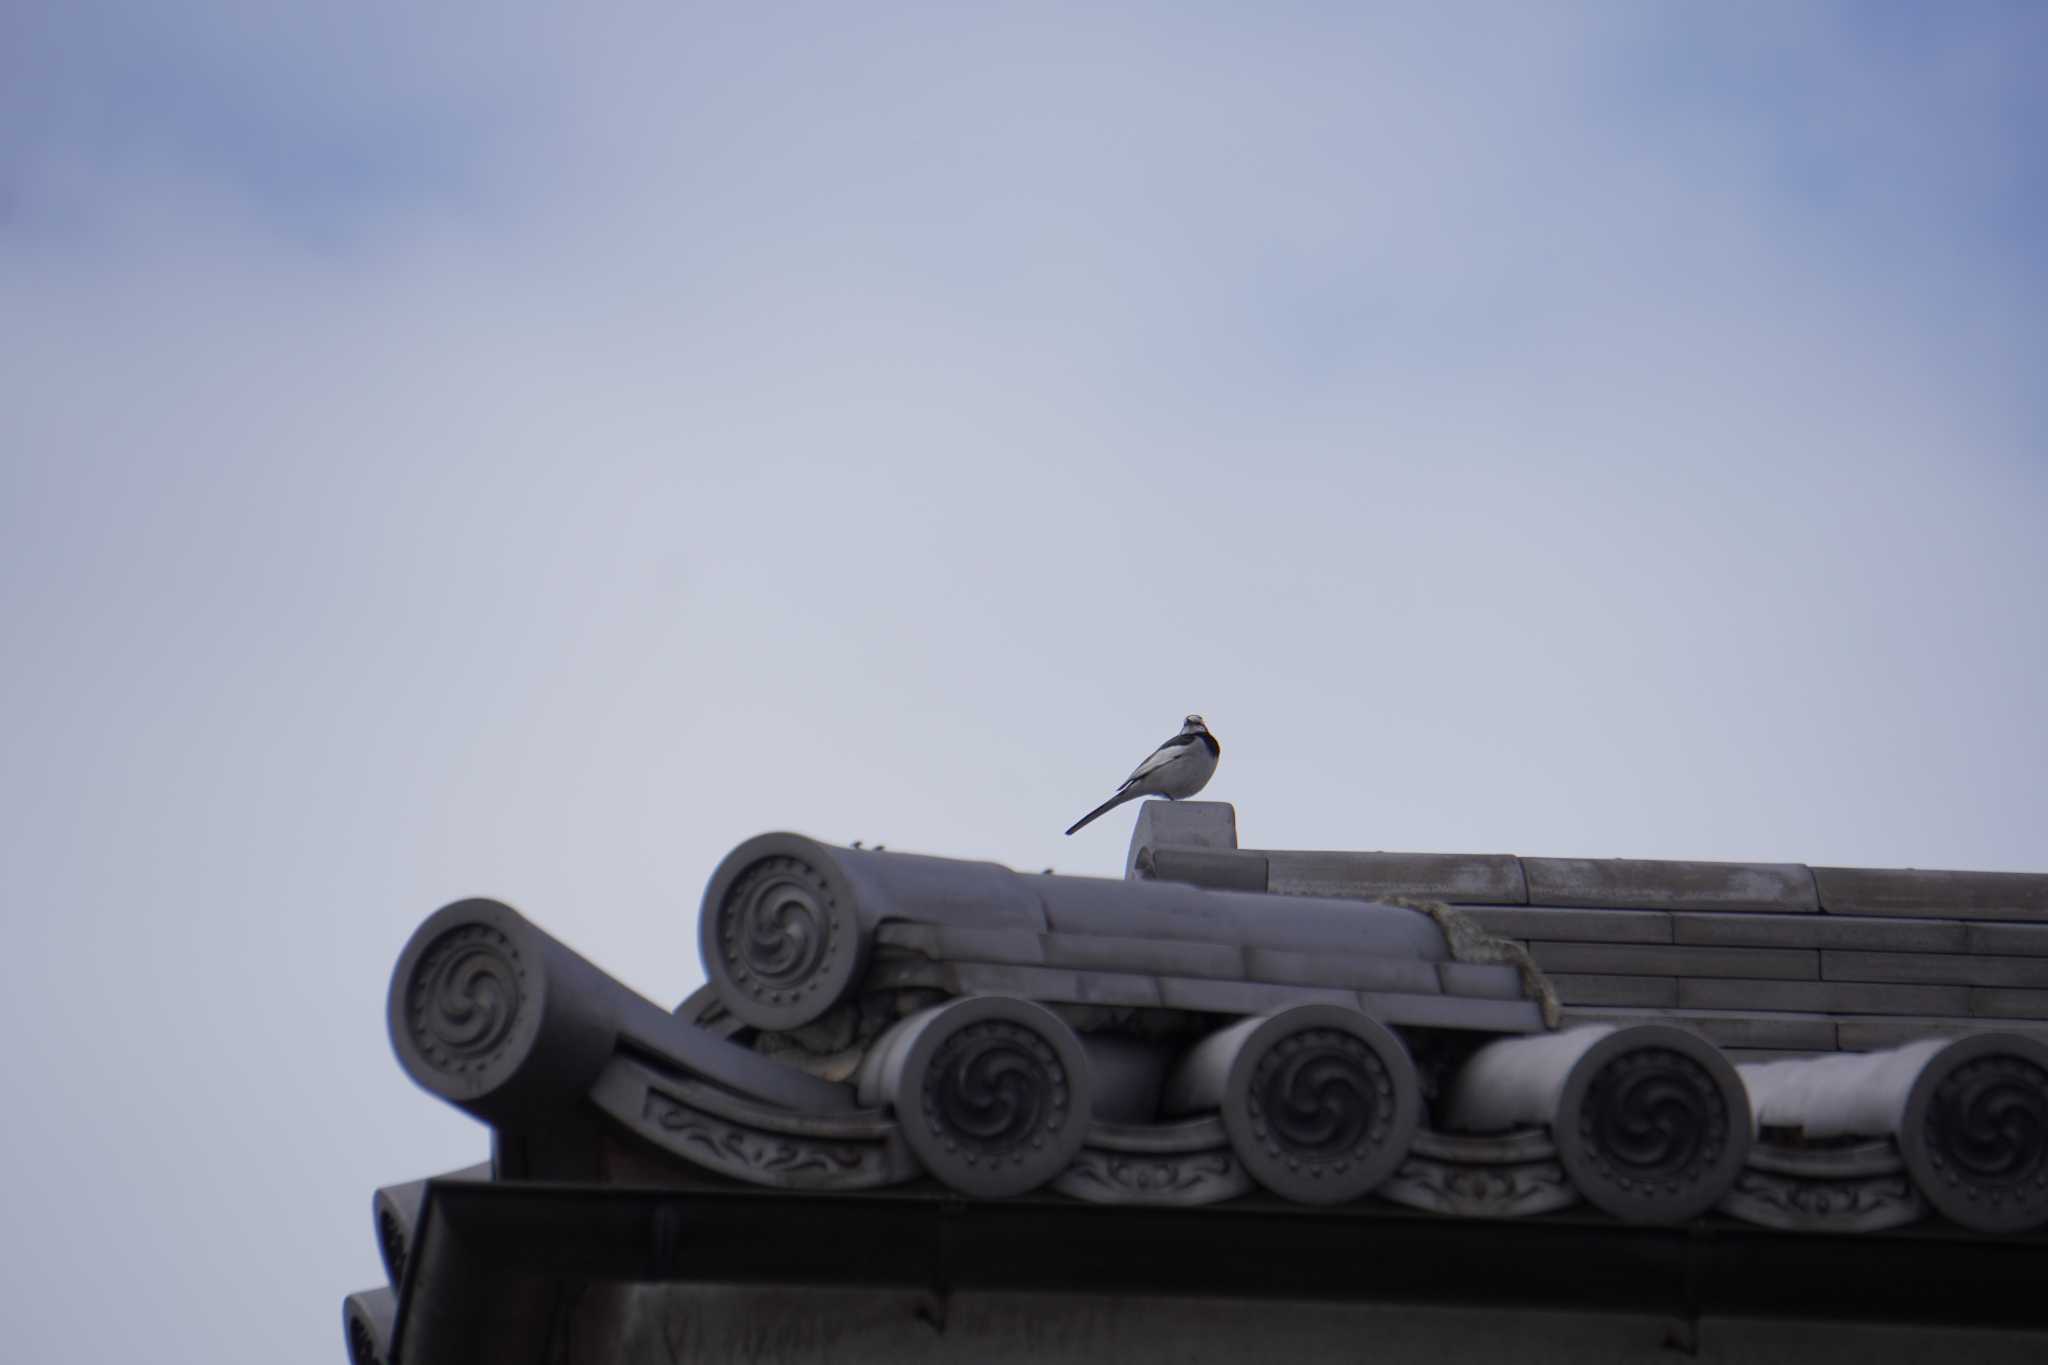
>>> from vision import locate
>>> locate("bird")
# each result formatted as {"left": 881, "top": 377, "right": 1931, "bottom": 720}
{"left": 1065, "top": 714, "right": 1220, "bottom": 835}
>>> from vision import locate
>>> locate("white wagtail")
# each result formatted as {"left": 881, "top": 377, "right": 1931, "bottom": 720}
{"left": 1065, "top": 714, "right": 1220, "bottom": 835}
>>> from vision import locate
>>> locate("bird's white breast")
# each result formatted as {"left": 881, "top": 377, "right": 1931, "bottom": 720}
{"left": 1141, "top": 741, "right": 1216, "bottom": 799}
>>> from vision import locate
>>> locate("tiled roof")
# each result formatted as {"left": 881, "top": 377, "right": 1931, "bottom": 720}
{"left": 347, "top": 802, "right": 2048, "bottom": 1363}
{"left": 1134, "top": 804, "right": 2048, "bottom": 1059}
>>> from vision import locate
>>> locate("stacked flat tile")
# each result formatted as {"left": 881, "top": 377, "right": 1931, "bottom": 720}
{"left": 1209, "top": 849, "right": 2048, "bottom": 1062}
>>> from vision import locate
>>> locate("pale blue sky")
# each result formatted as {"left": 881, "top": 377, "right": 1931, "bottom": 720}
{"left": 3, "top": 4, "right": 2044, "bottom": 1360}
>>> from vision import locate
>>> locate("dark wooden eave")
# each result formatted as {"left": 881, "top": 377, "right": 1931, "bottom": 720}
{"left": 390, "top": 1175, "right": 2048, "bottom": 1365}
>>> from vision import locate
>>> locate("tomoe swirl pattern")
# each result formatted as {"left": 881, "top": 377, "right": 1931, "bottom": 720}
{"left": 1924, "top": 1055, "right": 2048, "bottom": 1214}
{"left": 405, "top": 923, "right": 526, "bottom": 1077}
{"left": 719, "top": 858, "right": 840, "bottom": 1007}
{"left": 1577, "top": 1047, "right": 1724, "bottom": 1193}
{"left": 922, "top": 1021, "right": 1066, "bottom": 1166}
{"left": 1248, "top": 1029, "right": 1391, "bottom": 1164}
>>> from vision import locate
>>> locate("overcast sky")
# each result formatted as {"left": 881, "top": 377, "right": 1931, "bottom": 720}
{"left": 4, "top": 3, "right": 2044, "bottom": 1360}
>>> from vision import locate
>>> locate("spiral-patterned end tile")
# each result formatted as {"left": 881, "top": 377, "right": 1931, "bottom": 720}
{"left": 699, "top": 835, "right": 866, "bottom": 1032}
{"left": 1899, "top": 1032, "right": 2048, "bottom": 1233}
{"left": 387, "top": 899, "right": 543, "bottom": 1107}
{"left": 885, "top": 997, "right": 1092, "bottom": 1198}
{"left": 1221, "top": 1005, "right": 1421, "bottom": 1205}
{"left": 346, "top": 1313, "right": 378, "bottom": 1365}
{"left": 375, "top": 1204, "right": 408, "bottom": 1286}
{"left": 342, "top": 1291, "right": 394, "bottom": 1365}
{"left": 1553, "top": 1024, "right": 1751, "bottom": 1223}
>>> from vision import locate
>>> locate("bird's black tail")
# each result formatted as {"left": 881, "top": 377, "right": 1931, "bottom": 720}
{"left": 1065, "top": 788, "right": 1137, "bottom": 836}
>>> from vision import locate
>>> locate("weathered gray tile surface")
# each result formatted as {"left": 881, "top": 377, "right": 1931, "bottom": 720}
{"left": 1547, "top": 973, "right": 1678, "bottom": 1007}
{"left": 1152, "top": 975, "right": 1354, "bottom": 1014}
{"left": 876, "top": 924, "right": 1051, "bottom": 964}
{"left": 1435, "top": 962, "right": 1532, "bottom": 1000}
{"left": 1821, "top": 950, "right": 2048, "bottom": 989}
{"left": 1969, "top": 987, "right": 2048, "bottom": 1020}
{"left": 1261, "top": 851, "right": 1527, "bottom": 904}
{"left": 1722, "top": 1048, "right": 1828, "bottom": 1064}
{"left": 1813, "top": 867, "right": 2048, "bottom": 921}
{"left": 1837, "top": 1016, "right": 2048, "bottom": 1050}
{"left": 1671, "top": 912, "right": 1966, "bottom": 952}
{"left": 1678, "top": 978, "right": 1970, "bottom": 1016}
{"left": 1527, "top": 942, "right": 1818, "bottom": 980}
{"left": 1145, "top": 847, "right": 1270, "bottom": 893}
{"left": 1558, "top": 1007, "right": 1838, "bottom": 1050}
{"left": 1136, "top": 808, "right": 2048, "bottom": 1050}
{"left": 1366, "top": 992, "right": 1545, "bottom": 1032}
{"left": 1522, "top": 858, "right": 1817, "bottom": 911}
{"left": 1968, "top": 923, "right": 2048, "bottom": 957}
{"left": 1040, "top": 933, "right": 1243, "bottom": 979}
{"left": 1462, "top": 906, "right": 1672, "bottom": 944}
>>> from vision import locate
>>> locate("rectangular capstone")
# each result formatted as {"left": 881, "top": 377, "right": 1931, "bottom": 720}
{"left": 1125, "top": 801, "right": 1238, "bottom": 879}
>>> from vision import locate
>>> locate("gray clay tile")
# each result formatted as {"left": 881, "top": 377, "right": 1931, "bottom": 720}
{"left": 1558, "top": 1007, "right": 1838, "bottom": 1050}
{"left": 1813, "top": 867, "right": 2048, "bottom": 921}
{"left": 1679, "top": 978, "right": 1970, "bottom": 1016}
{"left": 947, "top": 961, "right": 1157, "bottom": 1007}
{"left": 1367, "top": 992, "right": 1545, "bottom": 1033}
{"left": 873, "top": 924, "right": 1051, "bottom": 964}
{"left": 1835, "top": 1016, "right": 2048, "bottom": 1050}
{"left": 1434, "top": 962, "right": 1529, "bottom": 1000}
{"left": 1461, "top": 906, "right": 1672, "bottom": 944}
{"left": 1968, "top": 923, "right": 2048, "bottom": 957}
{"left": 1821, "top": 950, "right": 2048, "bottom": 989}
{"left": 1144, "top": 847, "right": 1271, "bottom": 893}
{"left": 1243, "top": 946, "right": 1443, "bottom": 995}
{"left": 1526, "top": 942, "right": 1818, "bottom": 980}
{"left": 1671, "top": 912, "right": 1966, "bottom": 953}
{"left": 1153, "top": 976, "right": 1358, "bottom": 1014}
{"left": 1969, "top": 987, "right": 2048, "bottom": 1020}
{"left": 1041, "top": 933, "right": 1245, "bottom": 979}
{"left": 1547, "top": 973, "right": 1679, "bottom": 1007}
{"left": 1261, "top": 850, "right": 1528, "bottom": 904}
{"left": 1522, "top": 858, "right": 1817, "bottom": 912}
